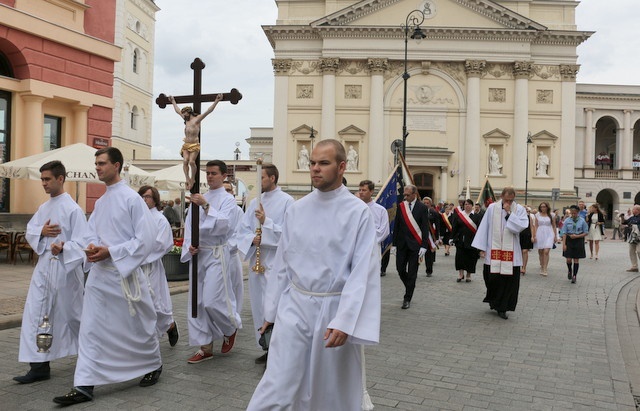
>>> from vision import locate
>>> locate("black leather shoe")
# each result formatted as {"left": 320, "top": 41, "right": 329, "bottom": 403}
{"left": 139, "top": 366, "right": 162, "bottom": 387}
{"left": 255, "top": 353, "right": 268, "bottom": 364}
{"left": 426, "top": 272, "right": 432, "bottom": 277}
{"left": 456, "top": 277, "right": 463, "bottom": 283}
{"left": 53, "top": 388, "right": 93, "bottom": 406}
{"left": 401, "top": 301, "right": 410, "bottom": 309}
{"left": 13, "top": 371, "right": 50, "bottom": 384}
{"left": 380, "top": 272, "right": 386, "bottom": 277}
{"left": 497, "top": 311, "right": 508, "bottom": 320}
{"left": 167, "top": 322, "right": 179, "bottom": 347}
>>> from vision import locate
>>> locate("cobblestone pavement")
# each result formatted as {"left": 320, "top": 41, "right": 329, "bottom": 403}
{"left": 0, "top": 239, "right": 639, "bottom": 410}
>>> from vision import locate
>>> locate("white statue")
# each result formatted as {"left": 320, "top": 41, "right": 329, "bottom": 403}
{"left": 488, "top": 148, "right": 502, "bottom": 175}
{"left": 346, "top": 145, "right": 359, "bottom": 171}
{"left": 536, "top": 151, "right": 550, "bottom": 177}
{"left": 297, "top": 145, "right": 309, "bottom": 170}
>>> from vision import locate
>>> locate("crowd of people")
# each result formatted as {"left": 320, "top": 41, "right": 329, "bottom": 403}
{"left": 12, "top": 142, "right": 640, "bottom": 409}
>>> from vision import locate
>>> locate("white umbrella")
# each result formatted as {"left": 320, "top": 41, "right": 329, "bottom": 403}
{"left": 0, "top": 143, "right": 154, "bottom": 186}
{"left": 151, "top": 164, "right": 208, "bottom": 191}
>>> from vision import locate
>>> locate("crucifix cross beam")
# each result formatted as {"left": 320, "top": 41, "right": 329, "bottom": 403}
{"left": 155, "top": 57, "right": 242, "bottom": 318}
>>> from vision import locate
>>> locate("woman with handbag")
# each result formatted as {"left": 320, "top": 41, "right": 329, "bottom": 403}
{"left": 586, "top": 203, "right": 605, "bottom": 260}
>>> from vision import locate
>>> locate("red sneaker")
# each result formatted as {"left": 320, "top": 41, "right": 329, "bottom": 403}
{"left": 221, "top": 330, "right": 237, "bottom": 353}
{"left": 187, "top": 350, "right": 213, "bottom": 364}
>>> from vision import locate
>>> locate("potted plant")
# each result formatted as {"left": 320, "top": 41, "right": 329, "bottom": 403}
{"left": 162, "top": 238, "right": 189, "bottom": 281}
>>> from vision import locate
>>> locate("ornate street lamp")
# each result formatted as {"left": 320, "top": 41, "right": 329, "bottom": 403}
{"left": 401, "top": 9, "right": 427, "bottom": 162}
{"left": 524, "top": 132, "right": 533, "bottom": 205}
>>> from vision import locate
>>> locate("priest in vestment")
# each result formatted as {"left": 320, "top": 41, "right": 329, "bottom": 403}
{"left": 237, "top": 164, "right": 294, "bottom": 364}
{"left": 471, "top": 187, "right": 528, "bottom": 320}
{"left": 54, "top": 147, "right": 161, "bottom": 406}
{"left": 181, "top": 160, "right": 242, "bottom": 363}
{"left": 138, "top": 186, "right": 179, "bottom": 346}
{"left": 15, "top": 161, "right": 87, "bottom": 384}
{"left": 247, "top": 140, "right": 380, "bottom": 410}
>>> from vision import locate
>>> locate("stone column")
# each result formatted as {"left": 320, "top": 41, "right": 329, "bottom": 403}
{"left": 623, "top": 109, "right": 633, "bottom": 169}
{"left": 320, "top": 57, "right": 339, "bottom": 140}
{"left": 367, "top": 58, "right": 387, "bottom": 185}
{"left": 440, "top": 166, "right": 448, "bottom": 203}
{"left": 16, "top": 94, "right": 46, "bottom": 212}
{"left": 559, "top": 64, "right": 579, "bottom": 190}
{"left": 72, "top": 105, "right": 90, "bottom": 144}
{"left": 271, "top": 59, "right": 292, "bottom": 178}
{"left": 464, "top": 60, "right": 485, "bottom": 187}
{"left": 19, "top": 95, "right": 46, "bottom": 157}
{"left": 584, "top": 108, "right": 595, "bottom": 168}
{"left": 512, "top": 61, "right": 532, "bottom": 189}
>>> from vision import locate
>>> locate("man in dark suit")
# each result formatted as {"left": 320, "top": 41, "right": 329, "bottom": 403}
{"left": 422, "top": 197, "right": 441, "bottom": 277}
{"left": 392, "top": 184, "right": 430, "bottom": 309}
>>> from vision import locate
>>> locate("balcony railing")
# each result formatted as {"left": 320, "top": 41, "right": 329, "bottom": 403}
{"left": 594, "top": 169, "right": 619, "bottom": 179}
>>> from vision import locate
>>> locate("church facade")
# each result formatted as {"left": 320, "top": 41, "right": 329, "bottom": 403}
{"left": 264, "top": 0, "right": 591, "bottom": 206}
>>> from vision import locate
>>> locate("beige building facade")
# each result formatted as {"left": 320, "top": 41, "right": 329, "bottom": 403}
{"left": 111, "top": 0, "right": 159, "bottom": 162}
{"left": 263, "top": 0, "right": 591, "bottom": 202}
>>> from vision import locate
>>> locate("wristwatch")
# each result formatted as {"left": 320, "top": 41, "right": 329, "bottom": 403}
{"left": 203, "top": 202, "right": 210, "bottom": 211}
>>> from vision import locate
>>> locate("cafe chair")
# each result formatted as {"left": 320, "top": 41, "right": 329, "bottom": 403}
{"left": 12, "top": 232, "right": 36, "bottom": 265}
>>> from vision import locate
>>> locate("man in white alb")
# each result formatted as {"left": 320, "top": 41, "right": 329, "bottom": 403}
{"left": 54, "top": 147, "right": 161, "bottom": 405}
{"left": 358, "top": 179, "right": 390, "bottom": 248}
{"left": 237, "top": 163, "right": 294, "bottom": 364}
{"left": 14, "top": 161, "right": 87, "bottom": 384}
{"left": 247, "top": 139, "right": 380, "bottom": 410}
{"left": 181, "top": 160, "right": 242, "bottom": 363}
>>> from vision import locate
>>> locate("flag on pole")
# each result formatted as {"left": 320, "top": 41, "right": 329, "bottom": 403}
{"left": 476, "top": 178, "right": 496, "bottom": 208}
{"left": 375, "top": 164, "right": 402, "bottom": 255}
{"left": 397, "top": 152, "right": 415, "bottom": 186}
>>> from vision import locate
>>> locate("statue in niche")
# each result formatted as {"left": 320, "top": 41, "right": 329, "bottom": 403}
{"left": 488, "top": 148, "right": 503, "bottom": 175}
{"left": 536, "top": 151, "right": 550, "bottom": 177}
{"left": 297, "top": 145, "right": 310, "bottom": 170}
{"left": 346, "top": 145, "right": 359, "bottom": 171}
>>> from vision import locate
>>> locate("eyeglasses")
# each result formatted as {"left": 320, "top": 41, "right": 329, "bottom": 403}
{"left": 141, "top": 195, "right": 153, "bottom": 199}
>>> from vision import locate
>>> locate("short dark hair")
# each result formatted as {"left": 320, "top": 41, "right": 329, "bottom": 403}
{"left": 205, "top": 160, "right": 227, "bottom": 174}
{"left": 569, "top": 204, "right": 580, "bottom": 211}
{"left": 39, "top": 160, "right": 66, "bottom": 182}
{"left": 96, "top": 147, "right": 124, "bottom": 173}
{"left": 138, "top": 185, "right": 160, "bottom": 210}
{"left": 263, "top": 164, "right": 279, "bottom": 184}
{"left": 359, "top": 180, "right": 374, "bottom": 191}
{"left": 464, "top": 199, "right": 474, "bottom": 206}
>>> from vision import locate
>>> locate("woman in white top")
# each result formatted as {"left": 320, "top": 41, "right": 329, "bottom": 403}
{"left": 586, "top": 203, "right": 605, "bottom": 259}
{"left": 534, "top": 201, "right": 556, "bottom": 276}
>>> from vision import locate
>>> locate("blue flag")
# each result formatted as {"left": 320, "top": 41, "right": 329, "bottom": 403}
{"left": 375, "top": 164, "right": 401, "bottom": 255}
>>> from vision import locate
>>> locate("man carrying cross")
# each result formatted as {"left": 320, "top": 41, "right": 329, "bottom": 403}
{"left": 169, "top": 93, "right": 223, "bottom": 190}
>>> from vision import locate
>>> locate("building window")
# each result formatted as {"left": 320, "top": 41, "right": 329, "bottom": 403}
{"left": 43, "top": 115, "right": 61, "bottom": 152}
{"left": 0, "top": 52, "right": 14, "bottom": 78}
{"left": 133, "top": 49, "right": 138, "bottom": 73}
{"left": 0, "top": 90, "right": 11, "bottom": 212}
{"left": 130, "top": 106, "right": 138, "bottom": 129}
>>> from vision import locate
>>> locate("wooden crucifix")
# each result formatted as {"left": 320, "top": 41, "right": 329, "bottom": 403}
{"left": 156, "top": 57, "right": 242, "bottom": 318}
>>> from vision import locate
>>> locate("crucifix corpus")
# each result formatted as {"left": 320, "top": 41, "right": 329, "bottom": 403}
{"left": 156, "top": 57, "right": 242, "bottom": 317}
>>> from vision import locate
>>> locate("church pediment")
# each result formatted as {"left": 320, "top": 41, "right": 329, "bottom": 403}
{"left": 313, "top": 0, "right": 547, "bottom": 31}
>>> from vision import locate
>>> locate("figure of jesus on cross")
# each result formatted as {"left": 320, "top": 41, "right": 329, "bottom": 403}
{"left": 169, "top": 93, "right": 223, "bottom": 190}
{"left": 156, "top": 57, "right": 242, "bottom": 317}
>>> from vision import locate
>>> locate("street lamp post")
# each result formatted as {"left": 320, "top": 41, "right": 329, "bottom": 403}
{"left": 524, "top": 132, "right": 532, "bottom": 205}
{"left": 401, "top": 9, "right": 427, "bottom": 161}
{"left": 309, "top": 126, "right": 315, "bottom": 191}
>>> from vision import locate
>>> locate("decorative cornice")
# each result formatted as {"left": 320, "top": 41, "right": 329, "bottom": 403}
{"left": 263, "top": 25, "right": 591, "bottom": 48}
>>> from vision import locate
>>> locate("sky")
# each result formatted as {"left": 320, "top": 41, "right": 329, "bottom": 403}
{"left": 150, "top": 0, "right": 639, "bottom": 160}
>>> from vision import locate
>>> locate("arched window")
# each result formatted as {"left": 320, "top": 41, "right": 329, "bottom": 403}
{"left": 130, "top": 106, "right": 138, "bottom": 130}
{"left": 132, "top": 49, "right": 139, "bottom": 73}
